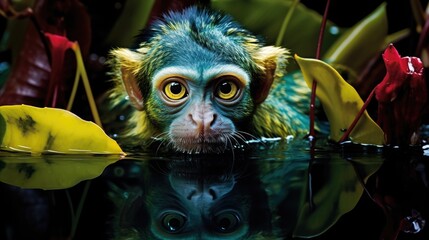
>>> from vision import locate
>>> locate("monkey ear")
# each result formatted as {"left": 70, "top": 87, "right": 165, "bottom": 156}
{"left": 111, "top": 48, "right": 144, "bottom": 110}
{"left": 253, "top": 46, "right": 290, "bottom": 104}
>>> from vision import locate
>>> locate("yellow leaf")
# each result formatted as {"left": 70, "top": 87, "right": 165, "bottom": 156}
{"left": 294, "top": 55, "right": 384, "bottom": 145}
{"left": 0, "top": 105, "right": 125, "bottom": 155}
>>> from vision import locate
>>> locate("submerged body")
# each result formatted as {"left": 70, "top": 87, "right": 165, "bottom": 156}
{"left": 108, "top": 6, "right": 314, "bottom": 153}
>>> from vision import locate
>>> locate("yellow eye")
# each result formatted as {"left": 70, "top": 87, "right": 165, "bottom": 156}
{"left": 216, "top": 80, "right": 239, "bottom": 100}
{"left": 164, "top": 81, "right": 188, "bottom": 100}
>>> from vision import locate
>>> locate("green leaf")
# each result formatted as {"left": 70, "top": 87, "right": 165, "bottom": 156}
{"left": 0, "top": 153, "right": 119, "bottom": 189}
{"left": 104, "top": 0, "right": 155, "bottom": 47}
{"left": 0, "top": 105, "right": 124, "bottom": 154}
{"left": 323, "top": 3, "right": 388, "bottom": 78}
{"left": 295, "top": 55, "right": 384, "bottom": 145}
{"left": 212, "top": 0, "right": 344, "bottom": 71}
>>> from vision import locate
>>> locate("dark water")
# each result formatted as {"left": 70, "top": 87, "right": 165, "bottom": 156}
{"left": 0, "top": 138, "right": 428, "bottom": 240}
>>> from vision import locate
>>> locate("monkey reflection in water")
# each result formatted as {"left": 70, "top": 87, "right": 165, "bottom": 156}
{"left": 108, "top": 155, "right": 272, "bottom": 239}
{"left": 107, "top": 6, "right": 319, "bottom": 154}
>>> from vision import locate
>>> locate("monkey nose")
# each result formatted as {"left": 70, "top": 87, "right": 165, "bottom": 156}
{"left": 186, "top": 187, "right": 218, "bottom": 201}
{"left": 188, "top": 112, "right": 217, "bottom": 133}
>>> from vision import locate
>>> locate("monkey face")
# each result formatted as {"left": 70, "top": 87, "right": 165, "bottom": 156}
{"left": 146, "top": 64, "right": 255, "bottom": 153}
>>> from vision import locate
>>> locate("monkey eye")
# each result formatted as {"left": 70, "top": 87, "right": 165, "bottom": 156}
{"left": 163, "top": 80, "right": 188, "bottom": 100}
{"left": 213, "top": 210, "right": 242, "bottom": 233}
{"left": 159, "top": 211, "right": 187, "bottom": 233}
{"left": 215, "top": 78, "right": 240, "bottom": 101}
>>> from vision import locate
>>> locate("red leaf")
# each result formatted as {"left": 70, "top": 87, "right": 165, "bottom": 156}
{"left": 0, "top": 17, "right": 51, "bottom": 106}
{"left": 375, "top": 44, "right": 427, "bottom": 145}
{"left": 0, "top": 0, "right": 91, "bottom": 108}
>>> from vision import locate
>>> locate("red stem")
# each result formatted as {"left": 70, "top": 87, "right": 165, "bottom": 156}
{"left": 309, "top": 0, "right": 331, "bottom": 137}
{"left": 339, "top": 88, "right": 376, "bottom": 142}
{"left": 315, "top": 0, "right": 331, "bottom": 60}
{"left": 309, "top": 82, "right": 318, "bottom": 137}
{"left": 415, "top": 13, "right": 429, "bottom": 56}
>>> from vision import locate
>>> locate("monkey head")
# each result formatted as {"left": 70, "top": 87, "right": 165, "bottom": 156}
{"left": 109, "top": 6, "right": 290, "bottom": 153}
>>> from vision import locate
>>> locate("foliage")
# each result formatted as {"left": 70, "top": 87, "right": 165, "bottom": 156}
{"left": 293, "top": 153, "right": 384, "bottom": 238}
{"left": 295, "top": 55, "right": 385, "bottom": 145}
{"left": 0, "top": 153, "right": 119, "bottom": 189}
{"left": 0, "top": 104, "right": 123, "bottom": 155}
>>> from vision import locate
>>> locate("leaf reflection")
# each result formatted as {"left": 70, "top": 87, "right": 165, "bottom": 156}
{"left": 292, "top": 144, "right": 384, "bottom": 238}
{"left": 0, "top": 152, "right": 121, "bottom": 190}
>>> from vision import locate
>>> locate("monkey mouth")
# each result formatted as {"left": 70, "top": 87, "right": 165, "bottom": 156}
{"left": 166, "top": 124, "right": 244, "bottom": 154}
{"left": 169, "top": 135, "right": 235, "bottom": 154}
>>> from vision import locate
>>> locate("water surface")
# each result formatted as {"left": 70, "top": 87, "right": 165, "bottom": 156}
{"left": 0, "top": 138, "right": 428, "bottom": 239}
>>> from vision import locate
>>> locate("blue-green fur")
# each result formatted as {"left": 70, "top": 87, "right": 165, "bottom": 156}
{"left": 252, "top": 71, "right": 313, "bottom": 137}
{"left": 132, "top": 7, "right": 265, "bottom": 95}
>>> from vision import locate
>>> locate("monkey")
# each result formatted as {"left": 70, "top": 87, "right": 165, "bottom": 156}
{"left": 107, "top": 6, "right": 319, "bottom": 154}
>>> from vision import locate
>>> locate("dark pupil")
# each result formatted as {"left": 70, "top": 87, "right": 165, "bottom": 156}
{"left": 218, "top": 218, "right": 232, "bottom": 231}
{"left": 219, "top": 82, "right": 232, "bottom": 93}
{"left": 170, "top": 82, "right": 182, "bottom": 94}
{"left": 167, "top": 217, "right": 181, "bottom": 231}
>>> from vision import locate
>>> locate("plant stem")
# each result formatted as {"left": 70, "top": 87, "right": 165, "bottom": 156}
{"left": 67, "top": 59, "right": 81, "bottom": 111}
{"left": 70, "top": 181, "right": 91, "bottom": 239}
{"left": 339, "top": 88, "right": 376, "bottom": 142}
{"left": 415, "top": 13, "right": 429, "bottom": 57}
{"left": 315, "top": 0, "right": 331, "bottom": 60}
{"left": 309, "top": 0, "right": 331, "bottom": 137}
{"left": 70, "top": 43, "right": 103, "bottom": 128}
{"left": 275, "top": 0, "right": 300, "bottom": 47}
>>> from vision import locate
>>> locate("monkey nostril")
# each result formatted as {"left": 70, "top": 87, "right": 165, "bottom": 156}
{"left": 186, "top": 190, "right": 197, "bottom": 200}
{"left": 209, "top": 188, "right": 217, "bottom": 200}
{"left": 188, "top": 113, "right": 197, "bottom": 125}
{"left": 210, "top": 114, "right": 217, "bottom": 127}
